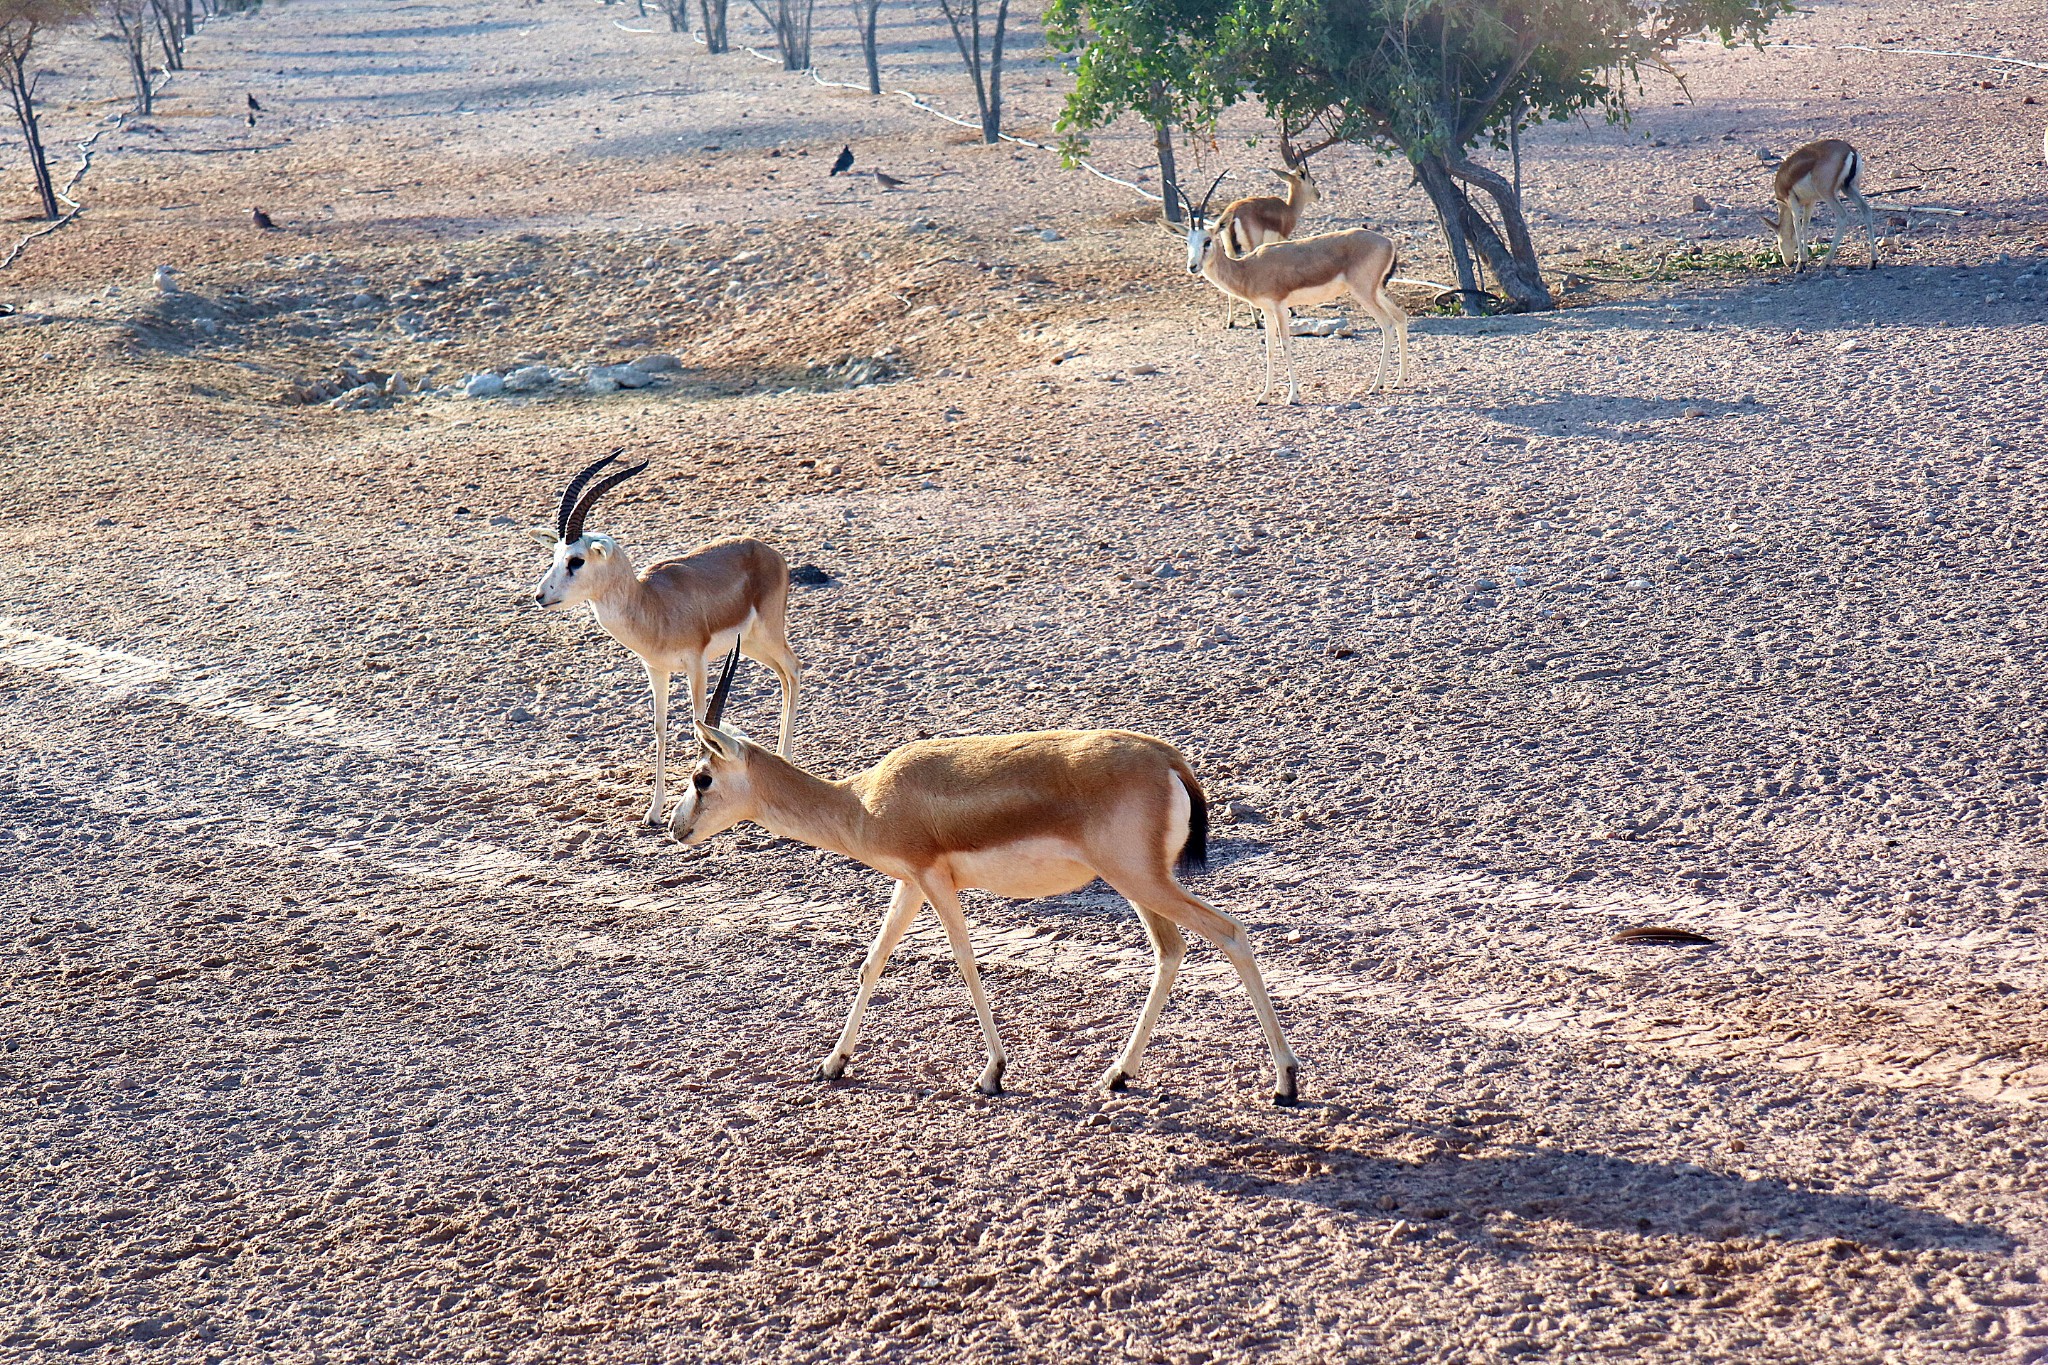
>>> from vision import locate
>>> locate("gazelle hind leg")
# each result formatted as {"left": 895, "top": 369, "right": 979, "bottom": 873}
{"left": 820, "top": 879, "right": 922, "bottom": 1081}
{"left": 1103, "top": 907, "right": 1185, "bottom": 1092}
{"left": 1844, "top": 183, "right": 1879, "bottom": 267}
{"left": 923, "top": 879, "right": 1008, "bottom": 1095}
{"left": 740, "top": 621, "right": 801, "bottom": 759}
{"left": 1099, "top": 870, "right": 1300, "bottom": 1105}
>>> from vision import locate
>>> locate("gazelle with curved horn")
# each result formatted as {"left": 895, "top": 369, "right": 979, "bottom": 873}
{"left": 1213, "top": 163, "right": 1321, "bottom": 329}
{"left": 528, "top": 451, "right": 802, "bottom": 825}
{"left": 667, "top": 665, "right": 1302, "bottom": 1106}
{"left": 1173, "top": 175, "right": 1409, "bottom": 404}
{"left": 1761, "top": 138, "right": 1878, "bottom": 272}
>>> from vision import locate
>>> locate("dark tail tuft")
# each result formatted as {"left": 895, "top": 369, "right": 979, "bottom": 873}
{"left": 1381, "top": 245, "right": 1398, "bottom": 291}
{"left": 1177, "top": 778, "right": 1209, "bottom": 876}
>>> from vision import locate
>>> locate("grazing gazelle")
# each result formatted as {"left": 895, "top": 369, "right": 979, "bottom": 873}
{"left": 668, "top": 649, "right": 1302, "bottom": 1106}
{"left": 1761, "top": 138, "right": 1878, "bottom": 271}
{"left": 1174, "top": 174, "right": 1409, "bottom": 404}
{"left": 1213, "top": 165, "right": 1321, "bottom": 329}
{"left": 528, "top": 451, "right": 801, "bottom": 825}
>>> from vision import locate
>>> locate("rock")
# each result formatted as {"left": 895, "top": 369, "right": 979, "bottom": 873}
{"left": 503, "top": 365, "right": 555, "bottom": 392}
{"left": 506, "top": 706, "right": 534, "bottom": 723}
{"left": 1757, "top": 147, "right": 1777, "bottom": 162}
{"left": 597, "top": 365, "right": 652, "bottom": 389}
{"left": 1681, "top": 405, "right": 1706, "bottom": 418}
{"left": 384, "top": 373, "right": 411, "bottom": 396}
{"left": 585, "top": 375, "right": 621, "bottom": 394}
{"left": 1691, "top": 194, "right": 1712, "bottom": 212}
{"left": 464, "top": 372, "right": 505, "bottom": 398}
{"left": 1130, "top": 363, "right": 1160, "bottom": 375}
{"left": 1039, "top": 229, "right": 1062, "bottom": 242}
{"left": 1833, "top": 339, "right": 1865, "bottom": 354}
{"left": 489, "top": 515, "right": 517, "bottom": 527}
{"left": 330, "top": 383, "right": 383, "bottom": 410}
{"left": 1153, "top": 561, "right": 1180, "bottom": 578}
{"left": 789, "top": 564, "right": 832, "bottom": 586}
{"left": 351, "top": 292, "right": 381, "bottom": 310}
{"left": 1225, "top": 800, "right": 1267, "bottom": 825}
{"left": 731, "top": 250, "right": 766, "bottom": 266}
{"left": 630, "top": 353, "right": 682, "bottom": 373}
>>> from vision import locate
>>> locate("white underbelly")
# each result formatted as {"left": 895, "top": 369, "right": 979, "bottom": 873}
{"left": 1281, "top": 278, "right": 1351, "bottom": 309}
{"left": 947, "top": 837, "right": 1098, "bottom": 899}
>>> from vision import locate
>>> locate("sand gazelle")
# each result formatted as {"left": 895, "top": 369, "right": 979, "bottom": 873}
{"left": 527, "top": 451, "right": 801, "bottom": 825}
{"left": 668, "top": 651, "right": 1302, "bottom": 1106}
{"left": 1172, "top": 175, "right": 1409, "bottom": 404}
{"left": 1213, "top": 163, "right": 1321, "bottom": 329}
{"left": 1761, "top": 138, "right": 1879, "bottom": 271}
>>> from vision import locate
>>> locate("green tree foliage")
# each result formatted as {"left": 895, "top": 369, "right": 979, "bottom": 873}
{"left": 1047, "top": 0, "right": 1789, "bottom": 312}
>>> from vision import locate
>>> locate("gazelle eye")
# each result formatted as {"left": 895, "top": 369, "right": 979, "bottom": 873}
{"left": 693, "top": 771, "right": 712, "bottom": 791}
{"left": 566, "top": 556, "right": 584, "bottom": 572}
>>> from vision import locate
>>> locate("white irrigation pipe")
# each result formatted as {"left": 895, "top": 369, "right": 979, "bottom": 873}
{"left": 1686, "top": 36, "right": 2048, "bottom": 72}
{"left": 613, "top": 14, "right": 1165, "bottom": 203}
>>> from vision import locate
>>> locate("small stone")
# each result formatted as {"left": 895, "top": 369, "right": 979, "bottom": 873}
{"left": 489, "top": 515, "right": 517, "bottom": 527}
{"left": 1690, "top": 194, "right": 1711, "bottom": 212}
{"left": 351, "top": 292, "right": 380, "bottom": 310}
{"left": 384, "top": 373, "right": 411, "bottom": 396}
{"left": 1681, "top": 405, "right": 1706, "bottom": 418}
{"left": 1225, "top": 800, "right": 1266, "bottom": 825}
{"left": 1039, "top": 228, "right": 1062, "bottom": 242}
{"left": 1130, "top": 363, "right": 1160, "bottom": 375}
{"left": 506, "top": 706, "right": 534, "bottom": 723}
{"left": 585, "top": 375, "right": 620, "bottom": 394}
{"left": 503, "top": 364, "right": 554, "bottom": 392}
{"left": 1833, "top": 339, "right": 1865, "bottom": 354}
{"left": 730, "top": 250, "right": 766, "bottom": 266}
{"left": 789, "top": 564, "right": 832, "bottom": 586}
{"left": 629, "top": 353, "right": 683, "bottom": 373}
{"left": 464, "top": 372, "right": 505, "bottom": 398}
{"left": 1153, "top": 561, "right": 1180, "bottom": 578}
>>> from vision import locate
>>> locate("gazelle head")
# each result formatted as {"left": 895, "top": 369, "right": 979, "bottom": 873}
{"left": 1171, "top": 172, "right": 1229, "bottom": 275}
{"left": 528, "top": 449, "right": 649, "bottom": 608}
{"left": 1758, "top": 205, "right": 1800, "bottom": 267}
{"left": 1275, "top": 164, "right": 1320, "bottom": 208}
{"left": 668, "top": 649, "right": 759, "bottom": 845}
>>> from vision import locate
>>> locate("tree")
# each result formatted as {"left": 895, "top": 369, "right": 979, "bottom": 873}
{"left": 934, "top": 0, "right": 1008, "bottom": 144}
{"left": 853, "top": 0, "right": 881, "bottom": 94}
{"left": 104, "top": 0, "right": 155, "bottom": 112}
{"left": 1048, "top": 0, "right": 1788, "bottom": 312}
{"left": 750, "top": 0, "right": 815, "bottom": 69}
{"left": 699, "top": 0, "right": 728, "bottom": 52}
{"left": 1, "top": 0, "right": 91, "bottom": 220}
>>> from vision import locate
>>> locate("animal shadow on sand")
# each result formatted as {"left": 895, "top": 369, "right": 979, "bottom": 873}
{"left": 1165, "top": 1111, "right": 2004, "bottom": 1257}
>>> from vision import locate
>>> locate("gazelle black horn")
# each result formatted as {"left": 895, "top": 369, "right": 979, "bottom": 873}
{"left": 555, "top": 449, "right": 624, "bottom": 537}
{"left": 1194, "top": 171, "right": 1228, "bottom": 224}
{"left": 561, "top": 454, "right": 650, "bottom": 544}
{"left": 703, "top": 646, "right": 741, "bottom": 728}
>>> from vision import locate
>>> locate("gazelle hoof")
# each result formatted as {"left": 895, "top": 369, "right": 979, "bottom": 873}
{"left": 977, "top": 1056, "right": 1006, "bottom": 1096}
{"left": 1273, "top": 1062, "right": 1300, "bottom": 1107}
{"left": 1101, "top": 1068, "right": 1129, "bottom": 1093}
{"left": 816, "top": 1055, "right": 849, "bottom": 1082}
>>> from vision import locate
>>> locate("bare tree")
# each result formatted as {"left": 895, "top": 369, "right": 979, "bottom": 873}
{"left": 934, "top": 0, "right": 1007, "bottom": 143}
{"left": 653, "top": 0, "right": 688, "bottom": 31}
{"left": 1, "top": 0, "right": 91, "bottom": 218}
{"left": 852, "top": 0, "right": 880, "bottom": 94}
{"left": 750, "top": 0, "right": 814, "bottom": 70}
{"left": 698, "top": 0, "right": 727, "bottom": 52}
{"left": 103, "top": 0, "right": 154, "bottom": 112}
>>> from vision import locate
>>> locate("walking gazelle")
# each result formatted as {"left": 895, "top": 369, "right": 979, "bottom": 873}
{"left": 669, "top": 649, "right": 1302, "bottom": 1105}
{"left": 528, "top": 451, "right": 802, "bottom": 825}
{"left": 1174, "top": 173, "right": 1410, "bottom": 403}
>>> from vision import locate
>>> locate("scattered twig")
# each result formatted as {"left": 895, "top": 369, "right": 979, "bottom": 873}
{"left": 1611, "top": 925, "right": 1718, "bottom": 946}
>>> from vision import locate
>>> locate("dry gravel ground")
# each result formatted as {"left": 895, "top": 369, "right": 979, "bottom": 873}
{"left": 4, "top": 0, "right": 2048, "bottom": 1360}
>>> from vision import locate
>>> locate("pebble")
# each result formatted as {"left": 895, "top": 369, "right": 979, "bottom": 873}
{"left": 503, "top": 365, "right": 555, "bottom": 393}
{"left": 1681, "top": 406, "right": 1706, "bottom": 418}
{"left": 1153, "top": 562, "right": 1180, "bottom": 578}
{"left": 789, "top": 564, "right": 832, "bottom": 586}
{"left": 1039, "top": 229, "right": 1062, "bottom": 242}
{"left": 464, "top": 373, "right": 505, "bottom": 398}
{"left": 1225, "top": 800, "right": 1266, "bottom": 825}
{"left": 586, "top": 375, "right": 621, "bottom": 394}
{"left": 506, "top": 707, "right": 534, "bottom": 723}
{"left": 630, "top": 354, "right": 683, "bottom": 373}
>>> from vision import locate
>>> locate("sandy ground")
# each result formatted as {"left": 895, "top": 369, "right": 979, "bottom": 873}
{"left": 3, "top": 0, "right": 2048, "bottom": 1360}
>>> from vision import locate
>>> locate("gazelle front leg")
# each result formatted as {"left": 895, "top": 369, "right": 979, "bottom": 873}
{"left": 644, "top": 665, "right": 671, "bottom": 826}
{"left": 922, "top": 877, "right": 1008, "bottom": 1095}
{"left": 819, "top": 879, "right": 923, "bottom": 1081}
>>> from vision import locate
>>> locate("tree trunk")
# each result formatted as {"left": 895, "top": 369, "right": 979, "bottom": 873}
{"left": 4, "top": 52, "right": 61, "bottom": 220}
{"left": 1152, "top": 114, "right": 1180, "bottom": 223}
{"left": 937, "top": 0, "right": 1007, "bottom": 144}
{"left": 1449, "top": 156, "right": 1553, "bottom": 311}
{"left": 699, "top": 0, "right": 728, "bottom": 52}
{"left": 857, "top": 0, "right": 879, "bottom": 94}
{"left": 1412, "top": 153, "right": 1486, "bottom": 315}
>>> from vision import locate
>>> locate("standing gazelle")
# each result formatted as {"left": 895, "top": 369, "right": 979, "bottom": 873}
{"left": 1214, "top": 165, "right": 1321, "bottom": 330}
{"left": 1175, "top": 175, "right": 1410, "bottom": 404}
{"left": 1762, "top": 138, "right": 1878, "bottom": 271}
{"left": 668, "top": 650, "right": 1301, "bottom": 1106}
{"left": 527, "top": 451, "right": 801, "bottom": 825}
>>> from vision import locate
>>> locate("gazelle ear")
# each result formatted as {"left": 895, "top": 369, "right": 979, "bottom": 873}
{"left": 526, "top": 525, "right": 560, "bottom": 546}
{"left": 584, "top": 535, "right": 614, "bottom": 559}
{"left": 696, "top": 720, "right": 741, "bottom": 760}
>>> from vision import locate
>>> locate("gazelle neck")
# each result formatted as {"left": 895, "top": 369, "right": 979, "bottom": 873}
{"left": 579, "top": 540, "right": 646, "bottom": 625}
{"left": 746, "top": 749, "right": 872, "bottom": 864}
